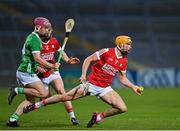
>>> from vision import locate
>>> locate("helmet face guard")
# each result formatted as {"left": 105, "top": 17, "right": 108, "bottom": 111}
{"left": 117, "top": 44, "right": 132, "bottom": 55}
{"left": 115, "top": 35, "right": 132, "bottom": 55}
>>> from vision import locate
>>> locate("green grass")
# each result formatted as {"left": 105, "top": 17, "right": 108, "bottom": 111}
{"left": 0, "top": 87, "right": 180, "bottom": 130}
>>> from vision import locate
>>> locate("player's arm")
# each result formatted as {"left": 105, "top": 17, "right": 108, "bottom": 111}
{"left": 80, "top": 53, "right": 98, "bottom": 82}
{"left": 58, "top": 47, "right": 80, "bottom": 64}
{"left": 118, "top": 71, "right": 142, "bottom": 95}
{"left": 33, "top": 52, "right": 59, "bottom": 69}
{"left": 29, "top": 38, "right": 59, "bottom": 69}
{"left": 62, "top": 51, "right": 70, "bottom": 63}
{"left": 80, "top": 48, "right": 108, "bottom": 82}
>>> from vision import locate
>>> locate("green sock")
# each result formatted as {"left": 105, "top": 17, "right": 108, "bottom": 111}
{"left": 15, "top": 87, "right": 24, "bottom": 94}
{"left": 9, "top": 113, "right": 19, "bottom": 122}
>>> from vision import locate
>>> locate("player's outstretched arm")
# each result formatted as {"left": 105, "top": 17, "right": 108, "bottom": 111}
{"left": 118, "top": 72, "right": 143, "bottom": 95}
{"left": 62, "top": 51, "right": 80, "bottom": 64}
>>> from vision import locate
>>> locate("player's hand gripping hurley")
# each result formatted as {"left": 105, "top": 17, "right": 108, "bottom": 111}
{"left": 57, "top": 19, "right": 75, "bottom": 63}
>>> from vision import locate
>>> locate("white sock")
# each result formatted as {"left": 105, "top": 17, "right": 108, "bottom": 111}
{"left": 9, "top": 118, "right": 17, "bottom": 122}
{"left": 69, "top": 112, "right": 75, "bottom": 118}
{"left": 35, "top": 102, "right": 44, "bottom": 108}
{"left": 14, "top": 88, "right": 18, "bottom": 94}
{"left": 96, "top": 114, "right": 102, "bottom": 122}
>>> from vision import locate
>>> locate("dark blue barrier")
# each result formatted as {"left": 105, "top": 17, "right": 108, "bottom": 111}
{"left": 60, "top": 69, "right": 180, "bottom": 88}
{"left": 113, "top": 69, "right": 180, "bottom": 87}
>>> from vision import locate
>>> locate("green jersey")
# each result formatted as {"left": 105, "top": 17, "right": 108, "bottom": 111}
{"left": 18, "top": 32, "right": 42, "bottom": 74}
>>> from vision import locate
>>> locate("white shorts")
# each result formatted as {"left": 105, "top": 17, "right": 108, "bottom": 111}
{"left": 41, "top": 71, "right": 61, "bottom": 90}
{"left": 81, "top": 82, "right": 113, "bottom": 98}
{"left": 16, "top": 70, "right": 41, "bottom": 86}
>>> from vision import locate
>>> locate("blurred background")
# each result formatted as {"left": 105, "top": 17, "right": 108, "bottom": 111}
{"left": 0, "top": 0, "right": 179, "bottom": 88}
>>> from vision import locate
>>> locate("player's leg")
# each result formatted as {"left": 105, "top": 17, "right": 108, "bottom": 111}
{"left": 51, "top": 76, "right": 79, "bottom": 125}
{"left": 49, "top": 73, "right": 77, "bottom": 119}
{"left": 7, "top": 95, "right": 35, "bottom": 127}
{"left": 8, "top": 81, "right": 49, "bottom": 104}
{"left": 8, "top": 71, "right": 49, "bottom": 104}
{"left": 87, "top": 87, "right": 127, "bottom": 128}
{"left": 23, "top": 83, "right": 88, "bottom": 113}
{"left": 25, "top": 82, "right": 49, "bottom": 97}
{"left": 100, "top": 90, "right": 127, "bottom": 117}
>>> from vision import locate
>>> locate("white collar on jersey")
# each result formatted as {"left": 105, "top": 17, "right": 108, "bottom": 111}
{"left": 115, "top": 47, "right": 123, "bottom": 59}
{"left": 42, "top": 40, "right": 50, "bottom": 45}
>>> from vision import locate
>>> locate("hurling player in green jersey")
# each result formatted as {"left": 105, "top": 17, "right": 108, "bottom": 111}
{"left": 7, "top": 17, "right": 59, "bottom": 127}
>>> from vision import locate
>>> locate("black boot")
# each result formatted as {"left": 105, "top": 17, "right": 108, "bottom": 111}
{"left": 71, "top": 117, "right": 80, "bottom": 125}
{"left": 6, "top": 120, "right": 19, "bottom": 127}
{"left": 8, "top": 86, "right": 17, "bottom": 105}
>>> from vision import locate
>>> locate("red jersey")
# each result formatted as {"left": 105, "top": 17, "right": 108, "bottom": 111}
{"left": 38, "top": 37, "right": 60, "bottom": 78}
{"left": 88, "top": 48, "right": 127, "bottom": 88}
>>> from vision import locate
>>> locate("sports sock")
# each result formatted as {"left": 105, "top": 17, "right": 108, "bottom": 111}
{"left": 66, "top": 108, "right": 75, "bottom": 118}
{"left": 15, "top": 87, "right": 24, "bottom": 94}
{"left": 101, "top": 112, "right": 105, "bottom": 118}
{"left": 96, "top": 112, "right": 105, "bottom": 122}
{"left": 69, "top": 112, "right": 75, "bottom": 118}
{"left": 9, "top": 113, "right": 19, "bottom": 122}
{"left": 35, "top": 99, "right": 46, "bottom": 108}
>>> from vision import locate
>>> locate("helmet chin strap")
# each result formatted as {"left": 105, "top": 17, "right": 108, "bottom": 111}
{"left": 121, "top": 51, "right": 129, "bottom": 56}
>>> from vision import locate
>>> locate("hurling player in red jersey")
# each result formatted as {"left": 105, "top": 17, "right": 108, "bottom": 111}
{"left": 23, "top": 35, "right": 143, "bottom": 128}
{"left": 36, "top": 29, "right": 80, "bottom": 125}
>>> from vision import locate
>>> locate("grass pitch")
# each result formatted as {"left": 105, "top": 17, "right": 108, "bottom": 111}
{"left": 0, "top": 87, "right": 180, "bottom": 130}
